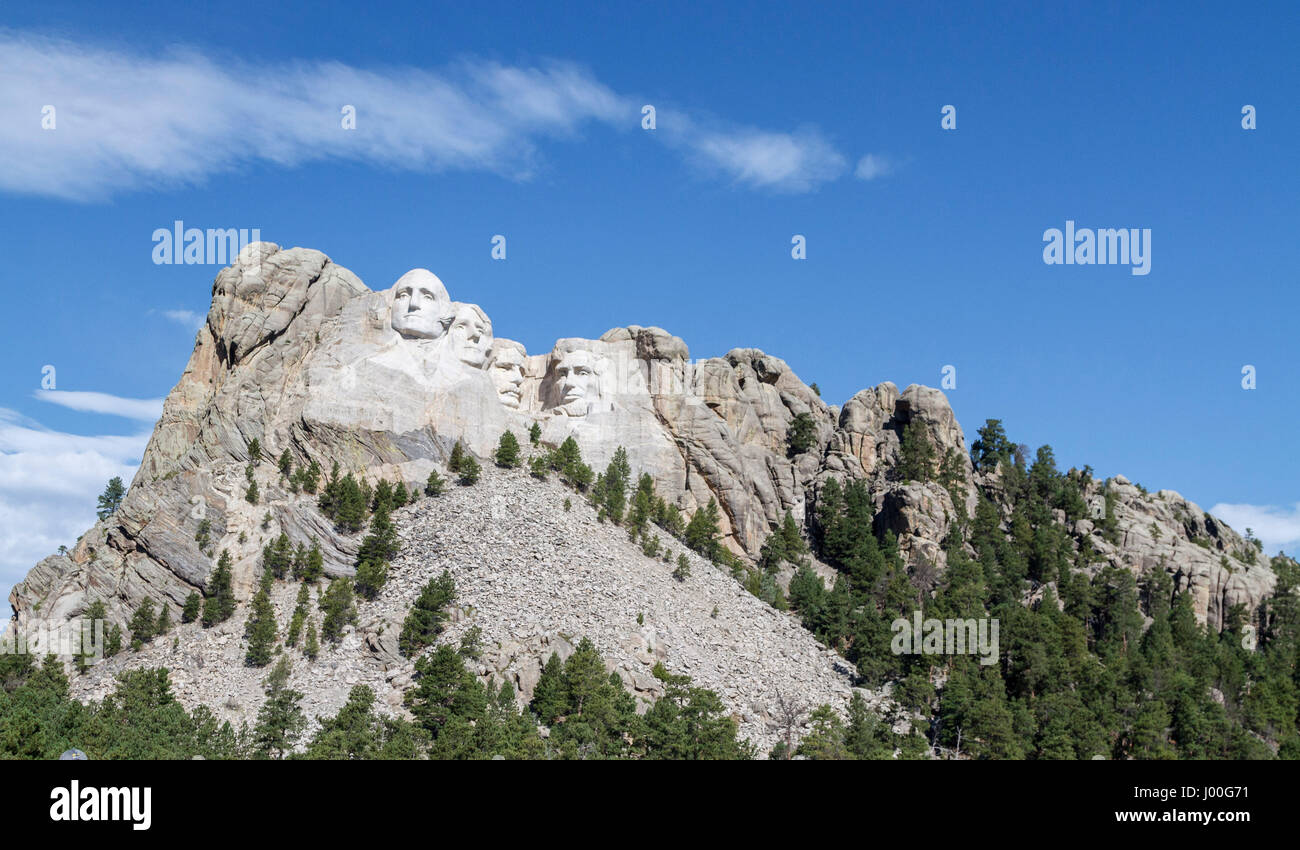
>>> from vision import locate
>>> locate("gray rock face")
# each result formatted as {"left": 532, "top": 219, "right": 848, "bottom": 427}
{"left": 1085, "top": 480, "right": 1276, "bottom": 632}
{"left": 6, "top": 243, "right": 1279, "bottom": 692}
{"left": 61, "top": 466, "right": 869, "bottom": 755}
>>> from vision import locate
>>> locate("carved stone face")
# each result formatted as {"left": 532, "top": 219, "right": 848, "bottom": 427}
{"left": 449, "top": 303, "right": 492, "bottom": 368}
{"left": 489, "top": 342, "right": 526, "bottom": 408}
{"left": 555, "top": 349, "right": 601, "bottom": 415}
{"left": 390, "top": 270, "right": 450, "bottom": 340}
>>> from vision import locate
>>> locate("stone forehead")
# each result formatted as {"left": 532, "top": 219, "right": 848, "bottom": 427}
{"left": 551, "top": 337, "right": 607, "bottom": 357}
{"left": 391, "top": 268, "right": 449, "bottom": 300}
{"left": 490, "top": 338, "right": 526, "bottom": 358}
{"left": 451, "top": 301, "right": 491, "bottom": 326}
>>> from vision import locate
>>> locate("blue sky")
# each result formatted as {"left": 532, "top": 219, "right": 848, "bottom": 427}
{"left": 1, "top": 0, "right": 1297, "bottom": 611}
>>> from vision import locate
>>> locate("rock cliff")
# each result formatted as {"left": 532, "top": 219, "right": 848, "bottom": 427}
{"left": 8, "top": 242, "right": 1276, "bottom": 728}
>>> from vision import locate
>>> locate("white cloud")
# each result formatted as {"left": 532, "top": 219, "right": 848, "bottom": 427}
{"left": 0, "top": 31, "right": 855, "bottom": 198}
{"left": 0, "top": 409, "right": 149, "bottom": 619}
{"left": 1209, "top": 502, "right": 1300, "bottom": 557}
{"left": 854, "top": 153, "right": 893, "bottom": 181}
{"left": 662, "top": 108, "right": 847, "bottom": 191}
{"left": 34, "top": 390, "right": 164, "bottom": 421}
{"left": 162, "top": 309, "right": 205, "bottom": 331}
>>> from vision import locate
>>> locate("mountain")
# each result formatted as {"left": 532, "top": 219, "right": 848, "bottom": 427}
{"left": 5, "top": 242, "right": 1281, "bottom": 754}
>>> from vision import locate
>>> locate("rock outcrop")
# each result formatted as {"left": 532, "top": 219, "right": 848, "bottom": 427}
{"left": 6, "top": 242, "right": 1278, "bottom": 722}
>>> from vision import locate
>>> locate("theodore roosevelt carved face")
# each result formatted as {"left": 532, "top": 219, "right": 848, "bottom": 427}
{"left": 488, "top": 340, "right": 526, "bottom": 408}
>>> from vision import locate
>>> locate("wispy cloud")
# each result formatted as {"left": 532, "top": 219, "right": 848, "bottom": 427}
{"left": 0, "top": 408, "right": 150, "bottom": 614}
{"left": 1209, "top": 502, "right": 1300, "bottom": 557}
{"left": 854, "top": 153, "right": 894, "bottom": 181}
{"left": 34, "top": 390, "right": 164, "bottom": 421}
{"left": 656, "top": 109, "right": 847, "bottom": 192}
{"left": 0, "top": 31, "right": 858, "bottom": 199}
{"left": 161, "top": 309, "right": 205, "bottom": 331}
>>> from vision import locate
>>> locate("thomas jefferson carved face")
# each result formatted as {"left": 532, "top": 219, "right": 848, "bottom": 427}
{"left": 390, "top": 269, "right": 450, "bottom": 340}
{"left": 449, "top": 303, "right": 493, "bottom": 368}
{"left": 488, "top": 341, "right": 526, "bottom": 408}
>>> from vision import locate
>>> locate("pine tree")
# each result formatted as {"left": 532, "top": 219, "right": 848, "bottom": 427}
{"left": 628, "top": 473, "right": 656, "bottom": 536}
{"left": 96, "top": 476, "right": 125, "bottom": 520}
{"left": 458, "top": 455, "right": 481, "bottom": 485}
{"left": 79, "top": 600, "right": 108, "bottom": 668}
{"left": 685, "top": 499, "right": 722, "bottom": 562}
{"left": 355, "top": 559, "right": 388, "bottom": 601}
{"left": 550, "top": 436, "right": 593, "bottom": 490}
{"left": 673, "top": 554, "right": 691, "bottom": 581}
{"left": 245, "top": 581, "right": 277, "bottom": 667}
{"left": 105, "top": 624, "right": 123, "bottom": 657}
{"left": 399, "top": 570, "right": 456, "bottom": 657}
{"left": 320, "top": 578, "right": 357, "bottom": 643}
{"left": 291, "top": 542, "right": 307, "bottom": 581}
{"left": 303, "top": 541, "right": 324, "bottom": 583}
{"left": 356, "top": 503, "right": 399, "bottom": 565}
{"left": 182, "top": 592, "right": 201, "bottom": 624}
{"left": 304, "top": 616, "right": 319, "bottom": 660}
{"left": 594, "top": 447, "right": 631, "bottom": 523}
{"left": 372, "top": 479, "right": 394, "bottom": 513}
{"left": 796, "top": 705, "right": 850, "bottom": 760}
{"left": 155, "top": 604, "right": 172, "bottom": 636}
{"left": 448, "top": 441, "right": 465, "bottom": 474}
{"left": 202, "top": 550, "right": 236, "bottom": 628}
{"left": 128, "top": 597, "right": 157, "bottom": 648}
{"left": 898, "top": 421, "right": 936, "bottom": 483}
{"left": 278, "top": 449, "right": 293, "bottom": 477}
{"left": 245, "top": 478, "right": 260, "bottom": 504}
{"left": 529, "top": 422, "right": 541, "bottom": 445}
{"left": 303, "top": 459, "right": 322, "bottom": 494}
{"left": 263, "top": 532, "right": 292, "bottom": 579}
{"left": 779, "top": 511, "right": 809, "bottom": 568}
{"left": 394, "top": 480, "right": 410, "bottom": 506}
{"left": 248, "top": 438, "right": 262, "bottom": 463}
{"left": 286, "top": 583, "right": 310, "bottom": 647}
{"left": 405, "top": 644, "right": 488, "bottom": 741}
{"left": 333, "top": 473, "right": 366, "bottom": 533}
{"left": 425, "top": 469, "right": 446, "bottom": 496}
{"left": 495, "top": 432, "right": 522, "bottom": 468}
{"left": 530, "top": 652, "right": 567, "bottom": 724}
{"left": 252, "top": 657, "right": 305, "bottom": 759}
{"left": 758, "top": 525, "right": 788, "bottom": 574}
{"left": 787, "top": 413, "right": 817, "bottom": 457}
{"left": 355, "top": 503, "right": 398, "bottom": 600}
{"left": 970, "top": 419, "right": 1012, "bottom": 472}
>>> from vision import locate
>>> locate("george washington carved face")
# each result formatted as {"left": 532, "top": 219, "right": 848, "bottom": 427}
{"left": 390, "top": 269, "right": 451, "bottom": 340}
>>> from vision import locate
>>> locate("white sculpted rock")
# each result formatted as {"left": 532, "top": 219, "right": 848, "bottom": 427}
{"left": 488, "top": 339, "right": 527, "bottom": 409}
{"left": 447, "top": 302, "right": 493, "bottom": 368}
{"left": 6, "top": 247, "right": 1278, "bottom": 652}
{"left": 390, "top": 268, "right": 451, "bottom": 340}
